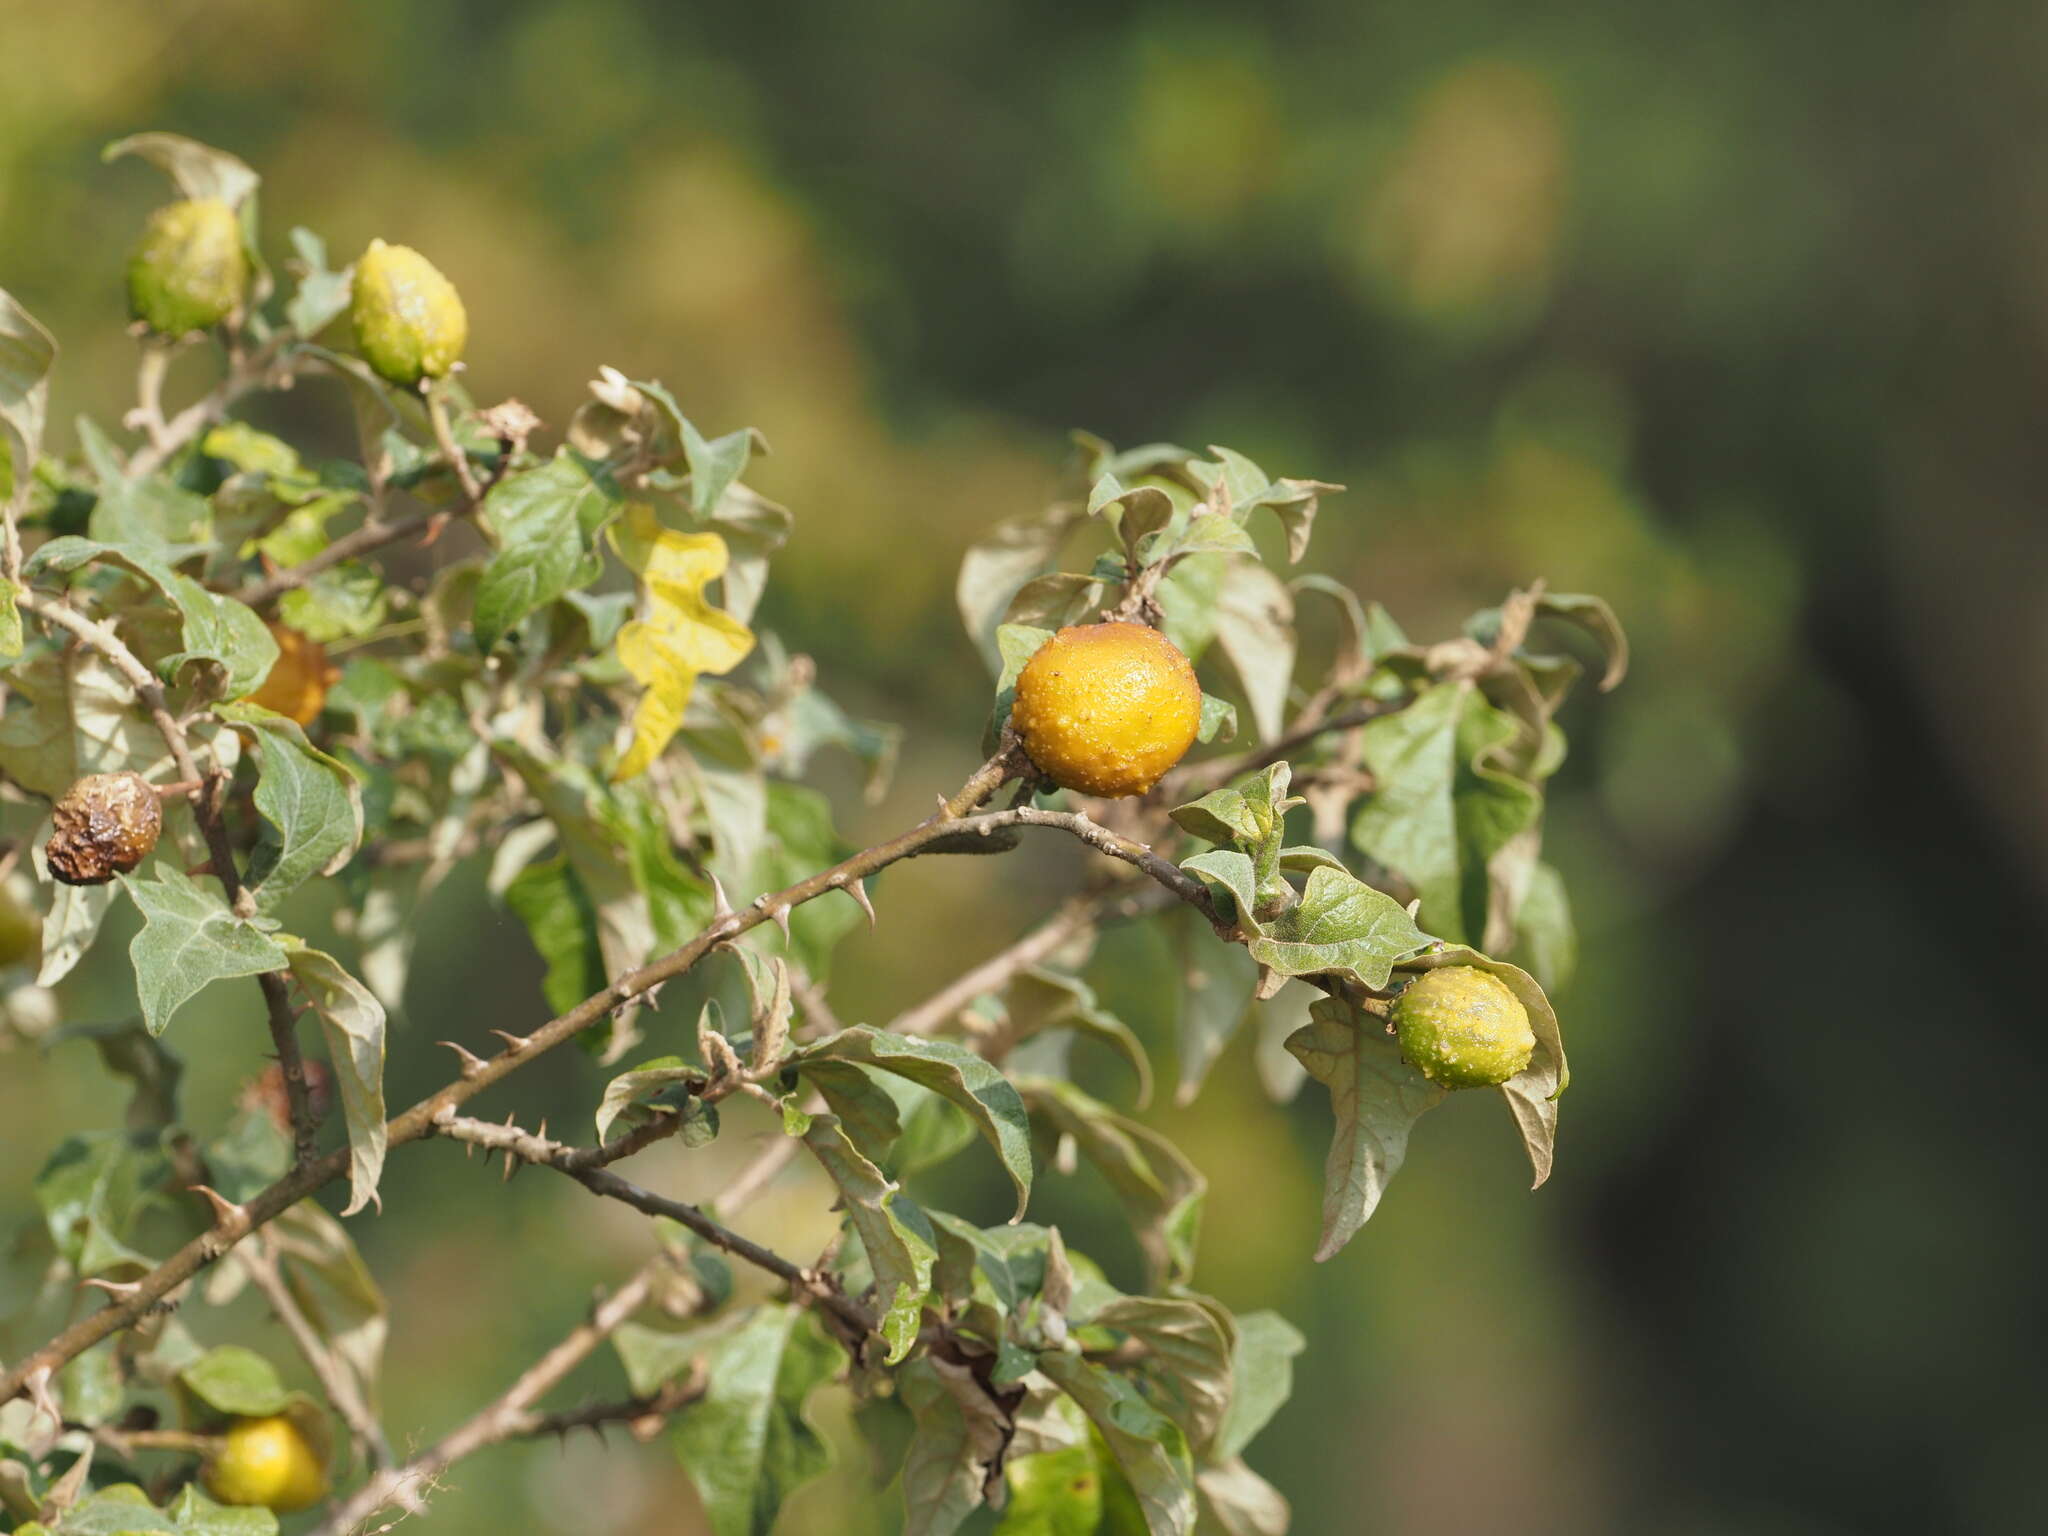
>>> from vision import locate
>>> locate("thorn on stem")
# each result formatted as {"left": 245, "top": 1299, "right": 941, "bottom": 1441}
{"left": 191, "top": 1184, "right": 252, "bottom": 1234}
{"left": 840, "top": 879, "right": 876, "bottom": 930}
{"left": 709, "top": 875, "right": 733, "bottom": 920}
{"left": 81, "top": 1277, "right": 144, "bottom": 1300}
{"left": 437, "top": 1040, "right": 489, "bottom": 1077}
{"left": 489, "top": 1028, "right": 532, "bottom": 1053}
{"left": 770, "top": 904, "right": 792, "bottom": 942}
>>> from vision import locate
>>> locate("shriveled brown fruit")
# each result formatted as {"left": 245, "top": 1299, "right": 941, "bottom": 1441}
{"left": 46, "top": 772, "right": 162, "bottom": 886}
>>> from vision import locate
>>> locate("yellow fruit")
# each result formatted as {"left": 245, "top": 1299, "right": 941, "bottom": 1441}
{"left": 1391, "top": 965, "right": 1535, "bottom": 1089}
{"left": 127, "top": 199, "right": 247, "bottom": 336}
{"left": 1010, "top": 622, "right": 1202, "bottom": 798}
{"left": 350, "top": 238, "right": 467, "bottom": 385}
{"left": 244, "top": 622, "right": 335, "bottom": 726}
{"left": 202, "top": 1414, "right": 327, "bottom": 1512}
{"left": 0, "top": 883, "right": 43, "bottom": 967}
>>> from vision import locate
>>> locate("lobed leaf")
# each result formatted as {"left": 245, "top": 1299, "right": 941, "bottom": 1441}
{"left": 670, "top": 1304, "right": 842, "bottom": 1536}
{"left": 215, "top": 702, "right": 363, "bottom": 909}
{"left": 1284, "top": 997, "right": 1445, "bottom": 1259}
{"left": 125, "top": 868, "right": 289, "bottom": 1038}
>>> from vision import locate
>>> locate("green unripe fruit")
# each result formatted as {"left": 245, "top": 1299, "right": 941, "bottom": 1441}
{"left": 127, "top": 198, "right": 246, "bottom": 335}
{"left": 350, "top": 238, "right": 467, "bottom": 385}
{"left": 1391, "top": 965, "right": 1535, "bottom": 1089}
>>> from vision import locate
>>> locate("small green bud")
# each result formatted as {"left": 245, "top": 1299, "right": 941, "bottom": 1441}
{"left": 350, "top": 238, "right": 467, "bottom": 386}
{"left": 1391, "top": 965, "right": 1534, "bottom": 1089}
{"left": 127, "top": 198, "right": 246, "bottom": 335}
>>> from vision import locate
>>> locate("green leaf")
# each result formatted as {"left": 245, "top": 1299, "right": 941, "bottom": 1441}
{"left": 58, "top": 1337, "right": 124, "bottom": 1427}
{"left": 52, "top": 1481, "right": 279, "bottom": 1535}
{"left": 0, "top": 577, "right": 21, "bottom": 664}
{"left": 1172, "top": 512, "right": 1256, "bottom": 559}
{"left": 1169, "top": 763, "right": 1297, "bottom": 851}
{"left": 1395, "top": 947, "right": 1568, "bottom": 1187}
{"left": 987, "top": 621, "right": 1055, "bottom": 745}
{"left": 28, "top": 538, "right": 276, "bottom": 697}
{"left": 179, "top": 1344, "right": 289, "bottom": 1417}
{"left": 1284, "top": 997, "right": 1445, "bottom": 1259}
{"left": 958, "top": 505, "right": 1086, "bottom": 670}
{"left": 1170, "top": 906, "right": 1259, "bottom": 1105}
{"left": 1178, "top": 850, "right": 1259, "bottom": 928}
{"left": 1195, "top": 694, "right": 1236, "bottom": 744}
{"left": 283, "top": 227, "right": 352, "bottom": 338}
{"left": 1035, "top": 1352, "right": 1196, "bottom": 1536}
{"left": 1007, "top": 968, "right": 1153, "bottom": 1108}
{"left": 206, "top": 1107, "right": 290, "bottom": 1204}
{"left": 682, "top": 421, "right": 764, "bottom": 517}
{"left": 265, "top": 1200, "right": 386, "bottom": 1413}
{"left": 900, "top": 1356, "right": 1011, "bottom": 1536}
{"left": 104, "top": 132, "right": 260, "bottom": 209}
{"left": 503, "top": 854, "right": 606, "bottom": 1016}
{"left": 0, "top": 288, "right": 56, "bottom": 509}
{"left": 277, "top": 562, "right": 387, "bottom": 643}
{"left": 1513, "top": 859, "right": 1577, "bottom": 992}
{"left": 1213, "top": 1312, "right": 1304, "bottom": 1461}
{"left": 614, "top": 1319, "right": 712, "bottom": 1398}
{"left": 1018, "top": 1078, "right": 1204, "bottom": 1290}
{"left": 1090, "top": 1296, "right": 1233, "bottom": 1452}
{"left": 594, "top": 1055, "right": 710, "bottom": 1144}
{"left": 670, "top": 1304, "right": 842, "bottom": 1536}
{"left": 1349, "top": 682, "right": 1543, "bottom": 945}
{"left": 796, "top": 1027, "right": 1033, "bottom": 1219}
{"left": 1195, "top": 1458, "right": 1291, "bottom": 1536}
{"left": 475, "top": 452, "right": 621, "bottom": 653}
{"left": 1244, "top": 865, "right": 1432, "bottom": 990}
{"left": 125, "top": 867, "right": 288, "bottom": 1037}
{"left": 801, "top": 1116, "right": 935, "bottom": 1363}
{"left": 36, "top": 863, "right": 118, "bottom": 987}
{"left": 35, "top": 1132, "right": 160, "bottom": 1276}
{"left": 283, "top": 944, "right": 387, "bottom": 1215}
{"left": 1211, "top": 562, "right": 1295, "bottom": 742}
{"left": 1536, "top": 591, "right": 1629, "bottom": 690}
{"left": 215, "top": 702, "right": 363, "bottom": 909}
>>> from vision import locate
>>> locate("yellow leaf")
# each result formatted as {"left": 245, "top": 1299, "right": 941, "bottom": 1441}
{"left": 609, "top": 504, "right": 755, "bottom": 781}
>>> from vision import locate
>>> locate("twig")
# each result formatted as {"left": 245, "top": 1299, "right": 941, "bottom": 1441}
{"left": 1169, "top": 701, "right": 1393, "bottom": 798}
{"left": 13, "top": 590, "right": 321, "bottom": 1160}
{"left": 240, "top": 1233, "right": 393, "bottom": 1471}
{"left": 234, "top": 507, "right": 442, "bottom": 608}
{"left": 429, "top": 1114, "right": 872, "bottom": 1338}
{"left": 126, "top": 332, "right": 294, "bottom": 479}
{"left": 511, "top": 1368, "right": 707, "bottom": 1440}
{"left": 886, "top": 890, "right": 1108, "bottom": 1037}
{"left": 308, "top": 1257, "right": 673, "bottom": 1536}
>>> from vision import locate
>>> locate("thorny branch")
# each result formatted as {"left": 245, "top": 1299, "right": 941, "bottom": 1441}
{"left": 307, "top": 1256, "right": 676, "bottom": 1536}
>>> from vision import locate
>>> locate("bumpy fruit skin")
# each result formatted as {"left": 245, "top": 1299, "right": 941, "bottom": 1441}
{"left": 351, "top": 238, "right": 467, "bottom": 385}
{"left": 244, "top": 622, "right": 334, "bottom": 726}
{"left": 1392, "top": 965, "right": 1536, "bottom": 1089}
{"left": 127, "top": 199, "right": 246, "bottom": 335}
{"left": 203, "top": 1414, "right": 328, "bottom": 1513}
{"left": 1010, "top": 622, "right": 1202, "bottom": 797}
{"left": 46, "top": 772, "right": 162, "bottom": 886}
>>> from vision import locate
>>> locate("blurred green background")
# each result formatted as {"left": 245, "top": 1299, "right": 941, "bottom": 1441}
{"left": 4, "top": 1, "right": 2046, "bottom": 1531}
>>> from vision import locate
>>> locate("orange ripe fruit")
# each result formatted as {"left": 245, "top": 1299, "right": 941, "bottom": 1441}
{"left": 1010, "top": 622, "right": 1202, "bottom": 797}
{"left": 245, "top": 622, "right": 335, "bottom": 726}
